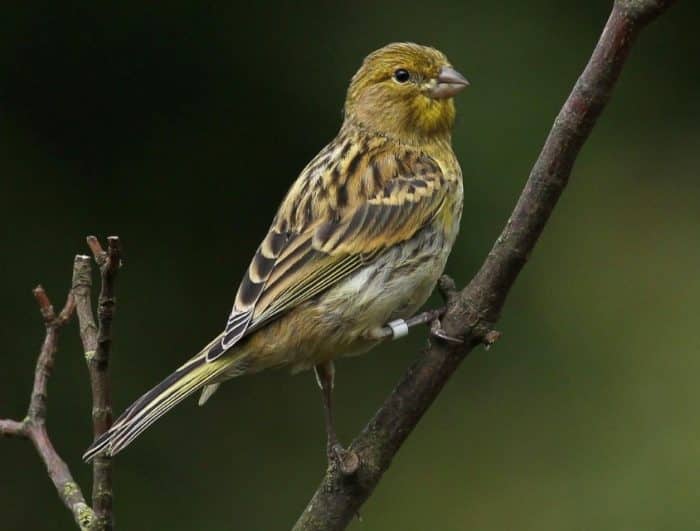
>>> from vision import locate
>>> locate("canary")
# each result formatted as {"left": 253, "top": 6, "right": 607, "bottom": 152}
{"left": 83, "top": 42, "right": 469, "bottom": 468}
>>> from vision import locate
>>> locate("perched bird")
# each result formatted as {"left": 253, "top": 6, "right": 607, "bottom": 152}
{"left": 83, "top": 42, "right": 469, "bottom": 469}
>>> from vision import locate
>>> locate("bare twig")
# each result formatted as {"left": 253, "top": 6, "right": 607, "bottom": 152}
{"left": 2, "top": 236, "right": 122, "bottom": 530}
{"left": 74, "top": 236, "right": 121, "bottom": 531}
{"left": 0, "top": 419, "right": 25, "bottom": 437}
{"left": 0, "top": 286, "right": 95, "bottom": 530}
{"left": 293, "top": 1, "right": 677, "bottom": 529}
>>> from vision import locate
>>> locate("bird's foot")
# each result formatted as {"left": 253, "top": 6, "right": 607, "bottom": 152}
{"left": 430, "top": 318, "right": 464, "bottom": 344}
{"left": 328, "top": 443, "right": 360, "bottom": 476}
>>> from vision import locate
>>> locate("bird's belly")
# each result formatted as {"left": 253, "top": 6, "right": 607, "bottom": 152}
{"left": 240, "top": 172, "right": 464, "bottom": 375}
{"left": 243, "top": 222, "right": 456, "bottom": 374}
{"left": 330, "top": 240, "right": 447, "bottom": 339}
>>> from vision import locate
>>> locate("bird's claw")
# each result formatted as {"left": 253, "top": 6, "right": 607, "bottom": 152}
{"left": 430, "top": 318, "right": 464, "bottom": 344}
{"left": 328, "top": 443, "right": 360, "bottom": 476}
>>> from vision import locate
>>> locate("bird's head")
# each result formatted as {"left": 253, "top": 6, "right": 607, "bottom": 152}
{"left": 344, "top": 42, "right": 469, "bottom": 143}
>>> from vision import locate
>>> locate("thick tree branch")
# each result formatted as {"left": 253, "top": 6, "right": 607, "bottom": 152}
{"left": 293, "top": 1, "right": 677, "bottom": 529}
{"left": 73, "top": 236, "right": 121, "bottom": 531}
{"left": 0, "top": 286, "right": 95, "bottom": 530}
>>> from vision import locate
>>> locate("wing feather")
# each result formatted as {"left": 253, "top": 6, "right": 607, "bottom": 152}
{"left": 208, "top": 139, "right": 451, "bottom": 361}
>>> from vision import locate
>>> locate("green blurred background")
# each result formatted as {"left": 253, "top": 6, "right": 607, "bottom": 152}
{"left": 1, "top": 1, "right": 699, "bottom": 529}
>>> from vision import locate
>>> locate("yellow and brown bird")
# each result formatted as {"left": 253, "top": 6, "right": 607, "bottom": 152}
{"left": 83, "top": 42, "right": 469, "bottom": 468}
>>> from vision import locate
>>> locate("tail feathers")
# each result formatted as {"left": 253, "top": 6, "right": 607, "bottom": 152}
{"left": 198, "top": 383, "right": 221, "bottom": 406}
{"left": 83, "top": 342, "right": 235, "bottom": 461}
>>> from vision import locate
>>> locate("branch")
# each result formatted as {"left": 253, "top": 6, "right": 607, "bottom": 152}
{"left": 0, "top": 286, "right": 95, "bottom": 530}
{"left": 73, "top": 236, "right": 121, "bottom": 531}
{"left": 1, "top": 236, "right": 121, "bottom": 530}
{"left": 293, "top": 1, "right": 677, "bottom": 529}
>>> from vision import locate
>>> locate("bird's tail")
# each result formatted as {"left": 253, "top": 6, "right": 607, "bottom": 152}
{"left": 83, "top": 334, "right": 241, "bottom": 461}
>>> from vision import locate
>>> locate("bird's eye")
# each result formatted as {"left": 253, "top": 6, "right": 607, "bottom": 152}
{"left": 393, "top": 69, "right": 410, "bottom": 83}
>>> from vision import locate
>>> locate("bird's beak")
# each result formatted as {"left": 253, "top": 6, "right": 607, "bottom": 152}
{"left": 430, "top": 66, "right": 470, "bottom": 100}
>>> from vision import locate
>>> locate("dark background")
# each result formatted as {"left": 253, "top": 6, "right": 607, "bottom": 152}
{"left": 2, "top": 1, "right": 699, "bottom": 530}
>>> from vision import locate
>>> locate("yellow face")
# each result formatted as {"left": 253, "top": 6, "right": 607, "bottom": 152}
{"left": 345, "top": 43, "right": 469, "bottom": 141}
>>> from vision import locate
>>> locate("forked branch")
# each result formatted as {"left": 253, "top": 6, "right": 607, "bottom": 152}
{"left": 0, "top": 286, "right": 94, "bottom": 530}
{"left": 0, "top": 236, "right": 121, "bottom": 531}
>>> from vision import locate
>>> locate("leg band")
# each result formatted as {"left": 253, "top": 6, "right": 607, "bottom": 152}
{"left": 387, "top": 319, "right": 409, "bottom": 340}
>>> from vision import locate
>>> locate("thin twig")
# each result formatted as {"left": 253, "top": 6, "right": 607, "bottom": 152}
{"left": 0, "top": 286, "right": 95, "bottom": 530}
{"left": 74, "top": 236, "right": 121, "bottom": 531}
{"left": 0, "top": 419, "right": 26, "bottom": 437}
{"left": 293, "top": 1, "right": 677, "bottom": 529}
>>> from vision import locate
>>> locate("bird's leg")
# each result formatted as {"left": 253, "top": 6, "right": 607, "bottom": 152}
{"left": 363, "top": 308, "right": 463, "bottom": 343}
{"left": 314, "top": 360, "right": 339, "bottom": 451}
{"left": 363, "top": 311, "right": 439, "bottom": 341}
{"left": 313, "top": 361, "right": 359, "bottom": 475}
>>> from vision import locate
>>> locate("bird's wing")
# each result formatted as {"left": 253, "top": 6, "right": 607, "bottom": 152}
{"left": 207, "top": 143, "right": 453, "bottom": 361}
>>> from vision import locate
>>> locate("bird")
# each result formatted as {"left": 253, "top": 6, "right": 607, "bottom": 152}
{"left": 83, "top": 42, "right": 469, "bottom": 471}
